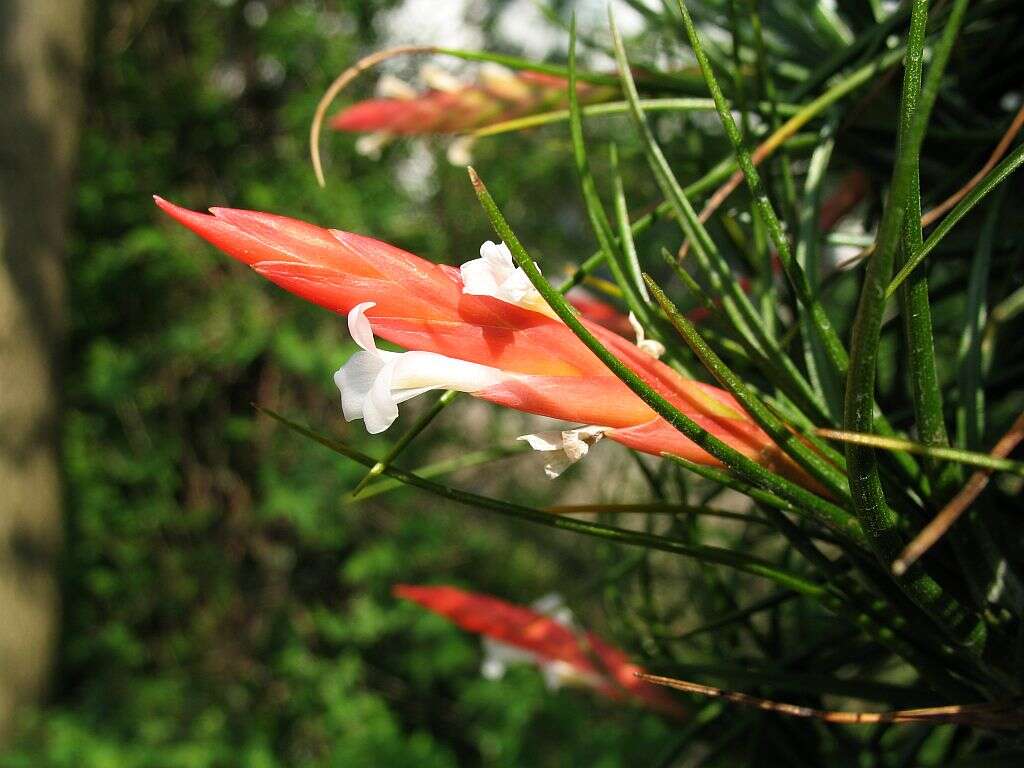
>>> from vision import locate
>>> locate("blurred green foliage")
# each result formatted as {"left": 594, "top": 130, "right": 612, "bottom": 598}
{"left": 1, "top": 1, "right": 673, "bottom": 765}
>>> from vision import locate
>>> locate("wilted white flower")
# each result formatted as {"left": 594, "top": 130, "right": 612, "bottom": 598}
{"left": 518, "top": 425, "right": 608, "bottom": 478}
{"left": 628, "top": 312, "right": 665, "bottom": 359}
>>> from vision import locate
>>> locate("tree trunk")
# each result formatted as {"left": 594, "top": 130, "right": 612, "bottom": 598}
{"left": 0, "top": 0, "right": 87, "bottom": 741}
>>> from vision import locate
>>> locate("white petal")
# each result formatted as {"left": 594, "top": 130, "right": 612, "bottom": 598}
{"left": 518, "top": 426, "right": 608, "bottom": 478}
{"left": 530, "top": 594, "right": 575, "bottom": 630}
{"left": 628, "top": 311, "right": 644, "bottom": 341}
{"left": 336, "top": 333, "right": 510, "bottom": 435}
{"left": 461, "top": 241, "right": 558, "bottom": 318}
{"left": 419, "top": 63, "right": 461, "bottom": 93}
{"left": 446, "top": 135, "right": 476, "bottom": 167}
{"left": 335, "top": 350, "right": 385, "bottom": 423}
{"left": 541, "top": 454, "right": 575, "bottom": 479}
{"left": 639, "top": 339, "right": 666, "bottom": 358}
{"left": 348, "top": 302, "right": 379, "bottom": 352}
{"left": 354, "top": 132, "right": 392, "bottom": 159}
{"left": 480, "top": 657, "right": 507, "bottom": 681}
{"left": 480, "top": 240, "right": 514, "bottom": 268}
{"left": 364, "top": 360, "right": 400, "bottom": 434}
{"left": 480, "top": 62, "right": 530, "bottom": 100}
{"left": 376, "top": 74, "right": 417, "bottom": 100}
{"left": 459, "top": 257, "right": 502, "bottom": 297}
{"left": 389, "top": 351, "right": 508, "bottom": 393}
{"left": 628, "top": 311, "right": 665, "bottom": 359}
{"left": 562, "top": 426, "right": 606, "bottom": 462}
{"left": 540, "top": 660, "right": 576, "bottom": 691}
{"left": 517, "top": 432, "right": 562, "bottom": 452}
{"left": 500, "top": 266, "right": 540, "bottom": 304}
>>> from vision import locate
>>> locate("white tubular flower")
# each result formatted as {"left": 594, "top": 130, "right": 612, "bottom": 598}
{"left": 518, "top": 425, "right": 608, "bottom": 478}
{"left": 334, "top": 302, "right": 508, "bottom": 434}
{"left": 628, "top": 311, "right": 666, "bottom": 359}
{"left": 480, "top": 638, "right": 539, "bottom": 681}
{"left": 419, "top": 63, "right": 462, "bottom": 93}
{"left": 479, "top": 593, "right": 602, "bottom": 690}
{"left": 375, "top": 74, "right": 417, "bottom": 100}
{"left": 445, "top": 135, "right": 476, "bottom": 167}
{"left": 354, "top": 132, "right": 392, "bottom": 160}
{"left": 479, "top": 62, "right": 531, "bottom": 101}
{"left": 460, "top": 241, "right": 558, "bottom": 318}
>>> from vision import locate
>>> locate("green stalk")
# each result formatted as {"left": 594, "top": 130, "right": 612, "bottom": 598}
{"left": 842, "top": 0, "right": 988, "bottom": 657}
{"left": 350, "top": 389, "right": 459, "bottom": 495}
{"left": 791, "top": 1, "right": 910, "bottom": 100}
{"left": 796, "top": 119, "right": 843, "bottom": 419}
{"left": 608, "top": 12, "right": 833, "bottom": 426}
{"left": 434, "top": 46, "right": 702, "bottom": 93}
{"left": 559, "top": 133, "right": 821, "bottom": 294}
{"left": 898, "top": 176, "right": 955, "bottom": 491}
{"left": 887, "top": 143, "right": 1024, "bottom": 297}
{"left": 746, "top": 0, "right": 799, "bottom": 233}
{"left": 473, "top": 98, "right": 801, "bottom": 137}
{"left": 609, "top": 145, "right": 649, "bottom": 304}
{"left": 348, "top": 446, "right": 525, "bottom": 503}
{"left": 818, "top": 431, "right": 1024, "bottom": 477}
{"left": 675, "top": 0, "right": 926, "bottom": 491}
{"left": 957, "top": 190, "right": 1005, "bottom": 452}
{"left": 565, "top": 22, "right": 681, "bottom": 367}
{"left": 894, "top": 0, "right": 972, "bottom": 506}
{"left": 675, "top": 0, "right": 847, "bottom": 378}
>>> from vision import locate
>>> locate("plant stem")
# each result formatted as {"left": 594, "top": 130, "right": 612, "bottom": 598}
{"left": 842, "top": 0, "right": 989, "bottom": 659}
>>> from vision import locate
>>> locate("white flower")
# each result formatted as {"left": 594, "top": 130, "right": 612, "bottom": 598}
{"left": 446, "top": 135, "right": 476, "bottom": 167}
{"left": 334, "top": 302, "right": 508, "bottom": 433}
{"left": 479, "top": 62, "right": 531, "bottom": 101}
{"left": 479, "top": 593, "right": 603, "bottom": 690}
{"left": 419, "top": 63, "right": 462, "bottom": 93}
{"left": 628, "top": 311, "right": 666, "bottom": 359}
{"left": 354, "top": 132, "right": 392, "bottom": 160}
{"left": 518, "top": 425, "right": 608, "bottom": 478}
{"left": 375, "top": 74, "right": 417, "bottom": 100}
{"left": 460, "top": 241, "right": 557, "bottom": 318}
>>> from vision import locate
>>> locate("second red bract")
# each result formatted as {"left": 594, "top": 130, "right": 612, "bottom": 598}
{"left": 155, "top": 197, "right": 807, "bottom": 482}
{"left": 393, "top": 584, "right": 686, "bottom": 718}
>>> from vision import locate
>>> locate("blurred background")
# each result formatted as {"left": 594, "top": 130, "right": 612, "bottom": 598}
{"left": 0, "top": 1, "right": 684, "bottom": 765}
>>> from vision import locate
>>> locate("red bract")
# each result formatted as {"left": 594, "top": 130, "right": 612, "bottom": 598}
{"left": 393, "top": 584, "right": 686, "bottom": 718}
{"left": 331, "top": 69, "right": 615, "bottom": 136}
{"left": 564, "top": 287, "right": 635, "bottom": 337}
{"left": 155, "top": 197, "right": 811, "bottom": 484}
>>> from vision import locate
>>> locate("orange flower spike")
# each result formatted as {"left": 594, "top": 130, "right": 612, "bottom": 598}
{"left": 330, "top": 64, "right": 615, "bottom": 137}
{"left": 393, "top": 584, "right": 686, "bottom": 718}
{"left": 156, "top": 198, "right": 803, "bottom": 482}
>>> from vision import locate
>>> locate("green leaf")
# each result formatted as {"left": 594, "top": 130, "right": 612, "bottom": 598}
{"left": 817, "top": 429, "right": 1024, "bottom": 477}
{"left": 887, "top": 142, "right": 1024, "bottom": 297}
{"left": 841, "top": 0, "right": 990, "bottom": 663}
{"left": 674, "top": 0, "right": 850, "bottom": 381}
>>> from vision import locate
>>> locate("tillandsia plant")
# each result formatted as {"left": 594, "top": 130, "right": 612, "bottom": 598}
{"left": 158, "top": 0, "right": 1024, "bottom": 762}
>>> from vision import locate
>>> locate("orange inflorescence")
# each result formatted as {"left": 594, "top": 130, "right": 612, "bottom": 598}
{"left": 331, "top": 69, "right": 616, "bottom": 136}
{"left": 393, "top": 584, "right": 686, "bottom": 718}
{"left": 156, "top": 198, "right": 814, "bottom": 485}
